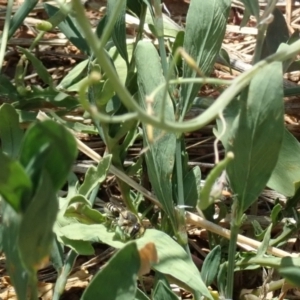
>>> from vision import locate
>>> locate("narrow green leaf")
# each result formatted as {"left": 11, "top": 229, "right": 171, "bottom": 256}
{"left": 6, "top": 0, "right": 38, "bottom": 40}
{"left": 267, "top": 129, "right": 300, "bottom": 196}
{"left": 107, "top": 0, "right": 128, "bottom": 66}
{"left": 270, "top": 203, "right": 282, "bottom": 224}
{"left": 81, "top": 242, "right": 139, "bottom": 300}
{"left": 18, "top": 47, "right": 53, "bottom": 86}
{"left": 181, "top": 0, "right": 230, "bottom": 113}
{"left": 58, "top": 59, "right": 89, "bottom": 89}
{"left": 78, "top": 155, "right": 111, "bottom": 197}
{"left": 20, "top": 120, "right": 77, "bottom": 191}
{"left": 44, "top": 4, "right": 90, "bottom": 55}
{"left": 0, "top": 104, "right": 24, "bottom": 158}
{"left": 239, "top": 0, "right": 260, "bottom": 20}
{"left": 0, "top": 151, "right": 32, "bottom": 212}
{"left": 201, "top": 245, "right": 221, "bottom": 286}
{"left": 135, "top": 41, "right": 177, "bottom": 228}
{"left": 153, "top": 281, "right": 178, "bottom": 300}
{"left": 18, "top": 170, "right": 58, "bottom": 271}
{"left": 198, "top": 153, "right": 233, "bottom": 211}
{"left": 256, "top": 225, "right": 272, "bottom": 257}
{"left": 226, "top": 62, "right": 284, "bottom": 214}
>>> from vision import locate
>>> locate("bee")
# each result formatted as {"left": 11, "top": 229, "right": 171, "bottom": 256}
{"left": 104, "top": 202, "right": 144, "bottom": 241}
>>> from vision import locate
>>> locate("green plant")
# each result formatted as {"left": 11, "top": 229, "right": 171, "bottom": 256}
{"left": 2, "top": 0, "right": 300, "bottom": 299}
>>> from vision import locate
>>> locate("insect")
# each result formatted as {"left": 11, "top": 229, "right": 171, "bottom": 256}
{"left": 104, "top": 202, "right": 144, "bottom": 241}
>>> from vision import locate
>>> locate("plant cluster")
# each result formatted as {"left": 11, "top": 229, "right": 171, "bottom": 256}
{"left": 1, "top": 0, "right": 300, "bottom": 299}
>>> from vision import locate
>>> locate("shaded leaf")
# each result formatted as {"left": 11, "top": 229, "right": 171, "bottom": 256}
{"left": 18, "top": 170, "right": 58, "bottom": 271}
{"left": 0, "top": 104, "right": 24, "bottom": 158}
{"left": 153, "top": 281, "right": 178, "bottom": 300}
{"left": 0, "top": 151, "right": 32, "bottom": 212}
{"left": 261, "top": 8, "right": 289, "bottom": 59}
{"left": 267, "top": 129, "right": 300, "bottom": 196}
{"left": 201, "top": 245, "right": 221, "bottom": 286}
{"left": 81, "top": 242, "right": 139, "bottom": 300}
{"left": 20, "top": 120, "right": 77, "bottom": 191}
{"left": 18, "top": 47, "right": 53, "bottom": 86}
{"left": 183, "top": 166, "right": 201, "bottom": 208}
{"left": 2, "top": 204, "right": 29, "bottom": 300}
{"left": 0, "top": 75, "right": 21, "bottom": 102}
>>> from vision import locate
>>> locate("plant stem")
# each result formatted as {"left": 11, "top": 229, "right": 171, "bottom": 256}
{"left": 0, "top": 0, "right": 13, "bottom": 73}
{"left": 72, "top": 0, "right": 300, "bottom": 133}
{"left": 225, "top": 198, "right": 240, "bottom": 299}
{"left": 53, "top": 250, "right": 78, "bottom": 300}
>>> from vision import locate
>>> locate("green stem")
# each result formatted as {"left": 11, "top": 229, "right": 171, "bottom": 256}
{"left": 72, "top": 0, "right": 300, "bottom": 134}
{"left": 225, "top": 224, "right": 238, "bottom": 299}
{"left": 0, "top": 0, "right": 13, "bottom": 73}
{"left": 53, "top": 250, "right": 78, "bottom": 300}
{"left": 225, "top": 199, "right": 240, "bottom": 299}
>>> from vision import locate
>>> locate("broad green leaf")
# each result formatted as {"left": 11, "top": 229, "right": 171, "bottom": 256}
{"left": 201, "top": 245, "right": 221, "bottom": 286}
{"left": 181, "top": 0, "right": 230, "bottom": 114}
{"left": 20, "top": 120, "right": 77, "bottom": 191}
{"left": 0, "top": 104, "right": 24, "bottom": 158}
{"left": 267, "top": 129, "right": 300, "bottom": 196}
{"left": 60, "top": 226, "right": 212, "bottom": 299}
{"left": 58, "top": 59, "right": 89, "bottom": 89}
{"left": 78, "top": 155, "right": 112, "bottom": 197}
{"left": 135, "top": 41, "right": 177, "bottom": 228}
{"left": 225, "top": 62, "right": 284, "bottom": 214}
{"left": 137, "top": 230, "right": 212, "bottom": 299}
{"left": 81, "top": 243, "right": 139, "bottom": 300}
{"left": 152, "top": 281, "right": 178, "bottom": 300}
{"left": 0, "top": 75, "right": 21, "bottom": 102}
{"left": 58, "top": 223, "right": 124, "bottom": 249}
{"left": 183, "top": 166, "right": 201, "bottom": 208}
{"left": 65, "top": 195, "right": 105, "bottom": 224}
{"left": 0, "top": 151, "right": 32, "bottom": 212}
{"left": 18, "top": 47, "right": 53, "bottom": 86}
{"left": 2, "top": 204, "right": 29, "bottom": 300}
{"left": 107, "top": 0, "right": 128, "bottom": 66}
{"left": 18, "top": 170, "right": 58, "bottom": 271}
{"left": 44, "top": 4, "right": 90, "bottom": 55}
{"left": 239, "top": 0, "right": 260, "bottom": 20}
